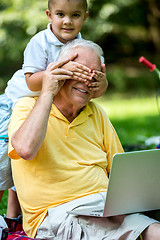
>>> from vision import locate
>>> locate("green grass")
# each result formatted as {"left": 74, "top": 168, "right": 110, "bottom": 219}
{"left": 93, "top": 94, "right": 160, "bottom": 150}
{"left": 0, "top": 190, "right": 8, "bottom": 215}
{"left": 0, "top": 94, "right": 160, "bottom": 215}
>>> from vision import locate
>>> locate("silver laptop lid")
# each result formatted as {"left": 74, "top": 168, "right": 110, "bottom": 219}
{"left": 104, "top": 149, "right": 160, "bottom": 217}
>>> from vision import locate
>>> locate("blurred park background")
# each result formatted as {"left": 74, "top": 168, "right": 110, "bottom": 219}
{"left": 0, "top": 0, "right": 160, "bottom": 214}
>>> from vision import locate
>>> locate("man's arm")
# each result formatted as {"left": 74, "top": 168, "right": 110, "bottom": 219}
{"left": 11, "top": 58, "right": 73, "bottom": 160}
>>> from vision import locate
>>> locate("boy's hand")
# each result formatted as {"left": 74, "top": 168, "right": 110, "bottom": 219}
{"left": 62, "top": 61, "right": 92, "bottom": 82}
{"left": 89, "top": 64, "right": 108, "bottom": 98}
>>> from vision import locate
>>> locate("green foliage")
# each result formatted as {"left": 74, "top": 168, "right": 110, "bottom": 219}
{"left": 0, "top": 0, "right": 48, "bottom": 91}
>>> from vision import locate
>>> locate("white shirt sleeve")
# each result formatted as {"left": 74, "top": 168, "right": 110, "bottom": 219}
{"left": 23, "top": 33, "right": 48, "bottom": 74}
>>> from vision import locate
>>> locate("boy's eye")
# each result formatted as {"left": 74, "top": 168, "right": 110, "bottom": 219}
{"left": 57, "top": 12, "right": 64, "bottom": 17}
{"left": 72, "top": 13, "right": 81, "bottom": 18}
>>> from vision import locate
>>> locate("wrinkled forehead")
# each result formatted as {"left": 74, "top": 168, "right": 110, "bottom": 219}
{"left": 72, "top": 47, "right": 101, "bottom": 71}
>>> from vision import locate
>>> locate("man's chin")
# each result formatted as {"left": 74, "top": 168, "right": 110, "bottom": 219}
{"left": 74, "top": 97, "right": 91, "bottom": 108}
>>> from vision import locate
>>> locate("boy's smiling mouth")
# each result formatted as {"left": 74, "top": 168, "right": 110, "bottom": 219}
{"left": 62, "top": 28, "right": 74, "bottom": 32}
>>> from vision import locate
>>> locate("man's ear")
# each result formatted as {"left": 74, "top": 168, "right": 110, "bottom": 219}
{"left": 46, "top": 9, "right": 52, "bottom": 23}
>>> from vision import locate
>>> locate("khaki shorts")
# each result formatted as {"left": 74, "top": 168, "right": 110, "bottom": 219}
{"left": 36, "top": 192, "right": 158, "bottom": 240}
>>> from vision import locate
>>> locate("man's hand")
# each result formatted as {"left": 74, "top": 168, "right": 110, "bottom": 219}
{"left": 42, "top": 58, "right": 74, "bottom": 97}
{"left": 89, "top": 64, "right": 108, "bottom": 98}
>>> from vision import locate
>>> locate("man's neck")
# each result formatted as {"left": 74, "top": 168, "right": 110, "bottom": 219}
{"left": 53, "top": 99, "right": 82, "bottom": 122}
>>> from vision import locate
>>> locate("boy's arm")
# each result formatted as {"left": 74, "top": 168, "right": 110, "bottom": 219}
{"left": 89, "top": 64, "right": 108, "bottom": 98}
{"left": 23, "top": 35, "right": 47, "bottom": 92}
{"left": 25, "top": 72, "right": 44, "bottom": 91}
{"left": 25, "top": 54, "right": 92, "bottom": 92}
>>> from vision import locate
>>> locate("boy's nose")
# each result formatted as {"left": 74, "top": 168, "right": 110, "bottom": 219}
{"left": 63, "top": 16, "right": 72, "bottom": 25}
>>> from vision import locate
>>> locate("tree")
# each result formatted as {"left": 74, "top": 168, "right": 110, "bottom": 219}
{"left": 0, "top": 0, "right": 48, "bottom": 91}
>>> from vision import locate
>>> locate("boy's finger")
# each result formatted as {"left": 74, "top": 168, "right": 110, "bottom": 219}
{"left": 71, "top": 75, "right": 91, "bottom": 83}
{"left": 75, "top": 70, "right": 92, "bottom": 78}
{"left": 73, "top": 72, "right": 92, "bottom": 80}
{"left": 50, "top": 74, "right": 74, "bottom": 82}
{"left": 48, "top": 58, "right": 72, "bottom": 70}
{"left": 101, "top": 64, "right": 106, "bottom": 73}
{"left": 88, "top": 82, "right": 99, "bottom": 87}
{"left": 50, "top": 68, "right": 73, "bottom": 76}
{"left": 57, "top": 75, "right": 74, "bottom": 81}
{"left": 76, "top": 63, "right": 91, "bottom": 73}
{"left": 70, "top": 52, "right": 78, "bottom": 61}
{"left": 93, "top": 64, "right": 106, "bottom": 74}
{"left": 88, "top": 86, "right": 99, "bottom": 90}
{"left": 92, "top": 72, "right": 104, "bottom": 80}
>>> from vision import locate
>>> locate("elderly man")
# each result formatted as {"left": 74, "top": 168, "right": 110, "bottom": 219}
{"left": 8, "top": 39, "right": 160, "bottom": 239}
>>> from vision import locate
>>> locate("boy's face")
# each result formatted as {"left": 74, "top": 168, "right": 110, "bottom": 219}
{"left": 46, "top": 0, "right": 88, "bottom": 43}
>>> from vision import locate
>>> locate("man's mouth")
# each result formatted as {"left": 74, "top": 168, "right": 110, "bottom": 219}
{"left": 74, "top": 87, "right": 88, "bottom": 94}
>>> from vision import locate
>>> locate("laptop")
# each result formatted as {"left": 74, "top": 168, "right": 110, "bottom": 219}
{"left": 68, "top": 149, "right": 160, "bottom": 217}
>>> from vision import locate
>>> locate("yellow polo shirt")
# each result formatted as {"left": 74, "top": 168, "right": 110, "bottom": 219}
{"left": 8, "top": 97, "right": 123, "bottom": 238}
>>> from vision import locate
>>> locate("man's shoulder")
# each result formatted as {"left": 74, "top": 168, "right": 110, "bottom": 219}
{"left": 88, "top": 101, "right": 107, "bottom": 115}
{"left": 14, "top": 97, "right": 37, "bottom": 111}
{"left": 88, "top": 101, "right": 110, "bottom": 123}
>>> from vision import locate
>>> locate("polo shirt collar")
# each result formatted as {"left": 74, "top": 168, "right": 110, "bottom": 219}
{"left": 51, "top": 103, "right": 93, "bottom": 126}
{"left": 46, "top": 23, "right": 82, "bottom": 46}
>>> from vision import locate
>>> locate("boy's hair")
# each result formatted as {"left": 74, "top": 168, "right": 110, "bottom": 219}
{"left": 48, "top": 0, "right": 88, "bottom": 11}
{"left": 59, "top": 39, "right": 105, "bottom": 65}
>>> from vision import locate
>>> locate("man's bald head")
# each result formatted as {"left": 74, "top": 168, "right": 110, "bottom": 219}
{"left": 59, "top": 39, "right": 104, "bottom": 66}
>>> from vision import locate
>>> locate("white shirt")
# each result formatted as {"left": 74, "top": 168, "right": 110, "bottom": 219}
{"left": 5, "top": 23, "right": 82, "bottom": 104}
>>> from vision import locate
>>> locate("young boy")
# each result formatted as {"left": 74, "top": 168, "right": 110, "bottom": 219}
{"left": 0, "top": 0, "right": 107, "bottom": 219}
